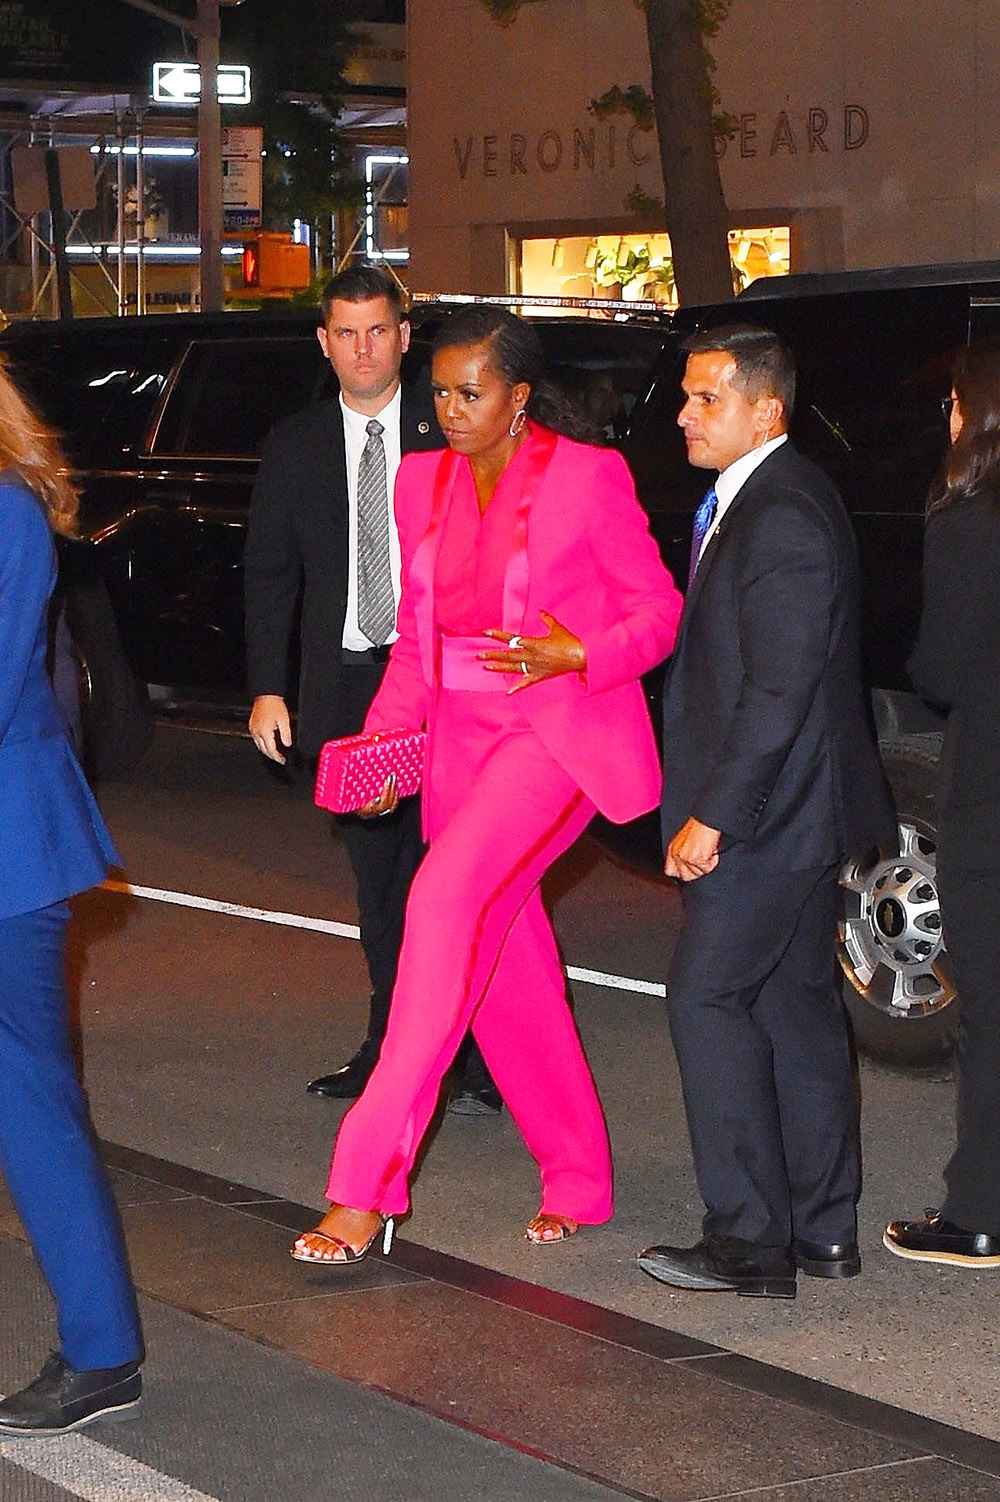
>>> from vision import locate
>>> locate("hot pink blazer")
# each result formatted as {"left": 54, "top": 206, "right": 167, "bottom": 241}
{"left": 366, "top": 428, "right": 682, "bottom": 824}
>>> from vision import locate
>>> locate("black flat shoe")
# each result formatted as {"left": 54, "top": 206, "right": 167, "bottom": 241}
{"left": 792, "top": 1237, "right": 861, "bottom": 1278}
{"left": 637, "top": 1236, "right": 796, "bottom": 1299}
{"left": 447, "top": 1082, "right": 502, "bottom": 1116}
{"left": 306, "top": 1046, "right": 375, "bottom": 1099}
{"left": 0, "top": 1353, "right": 141, "bottom": 1436}
{"left": 883, "top": 1210, "right": 1000, "bottom": 1267}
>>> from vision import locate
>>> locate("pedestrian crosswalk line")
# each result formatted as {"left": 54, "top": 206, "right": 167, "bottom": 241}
{"left": 0, "top": 1427, "right": 220, "bottom": 1502}
{"left": 100, "top": 880, "right": 666, "bottom": 998}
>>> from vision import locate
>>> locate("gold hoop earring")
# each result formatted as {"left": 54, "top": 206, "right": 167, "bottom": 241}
{"left": 509, "top": 409, "right": 527, "bottom": 438}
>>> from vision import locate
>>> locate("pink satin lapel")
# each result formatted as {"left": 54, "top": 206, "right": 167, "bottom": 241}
{"left": 411, "top": 428, "right": 560, "bottom": 685}
{"left": 409, "top": 448, "right": 462, "bottom": 686}
{"left": 502, "top": 424, "right": 557, "bottom": 632}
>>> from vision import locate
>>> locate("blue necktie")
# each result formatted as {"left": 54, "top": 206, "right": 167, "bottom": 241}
{"left": 688, "top": 485, "right": 718, "bottom": 587}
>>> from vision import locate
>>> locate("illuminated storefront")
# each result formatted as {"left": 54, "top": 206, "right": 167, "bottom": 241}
{"left": 518, "top": 228, "right": 790, "bottom": 309}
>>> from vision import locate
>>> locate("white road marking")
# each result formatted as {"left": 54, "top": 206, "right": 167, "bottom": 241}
{"left": 0, "top": 1427, "right": 220, "bottom": 1501}
{"left": 102, "top": 880, "right": 361, "bottom": 941}
{"left": 101, "top": 880, "right": 666, "bottom": 998}
{"left": 564, "top": 964, "right": 665, "bottom": 997}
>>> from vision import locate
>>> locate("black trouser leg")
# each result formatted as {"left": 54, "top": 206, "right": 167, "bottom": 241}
{"left": 338, "top": 798, "right": 424, "bottom": 1048}
{"left": 939, "top": 851, "right": 1000, "bottom": 1233}
{"left": 667, "top": 858, "right": 858, "bottom": 1248}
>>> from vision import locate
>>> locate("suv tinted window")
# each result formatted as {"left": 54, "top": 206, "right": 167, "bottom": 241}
{"left": 3, "top": 328, "right": 179, "bottom": 466}
{"left": 152, "top": 337, "right": 328, "bottom": 457}
{"left": 969, "top": 298, "right": 1000, "bottom": 344}
{"left": 534, "top": 321, "right": 668, "bottom": 443}
{"left": 407, "top": 310, "right": 668, "bottom": 446}
{"left": 766, "top": 287, "right": 962, "bottom": 515}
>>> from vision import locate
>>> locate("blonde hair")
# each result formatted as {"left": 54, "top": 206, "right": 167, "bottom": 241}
{"left": 0, "top": 350, "right": 78, "bottom": 536}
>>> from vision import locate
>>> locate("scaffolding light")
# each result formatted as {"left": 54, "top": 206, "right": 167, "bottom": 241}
{"left": 364, "top": 152, "right": 409, "bottom": 265}
{"left": 90, "top": 145, "right": 197, "bottom": 158}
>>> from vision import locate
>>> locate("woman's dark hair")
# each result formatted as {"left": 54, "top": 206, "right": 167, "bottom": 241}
{"left": 432, "top": 304, "right": 601, "bottom": 443}
{"left": 927, "top": 343, "right": 1000, "bottom": 517}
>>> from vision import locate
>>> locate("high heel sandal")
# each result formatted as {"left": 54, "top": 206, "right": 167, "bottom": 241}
{"left": 525, "top": 1213, "right": 579, "bottom": 1245}
{"left": 291, "top": 1213, "right": 395, "bottom": 1265}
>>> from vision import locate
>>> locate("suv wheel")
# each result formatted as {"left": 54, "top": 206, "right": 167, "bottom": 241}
{"left": 838, "top": 741, "right": 957, "bottom": 1065}
{"left": 64, "top": 582, "right": 154, "bottom": 778}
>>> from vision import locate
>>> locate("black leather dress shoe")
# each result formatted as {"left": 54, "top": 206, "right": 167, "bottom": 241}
{"left": 637, "top": 1236, "right": 796, "bottom": 1299}
{"left": 883, "top": 1210, "right": 1000, "bottom": 1267}
{"left": 792, "top": 1237, "right": 861, "bottom": 1278}
{"left": 0, "top": 1352, "right": 141, "bottom": 1435}
{"left": 447, "top": 1081, "right": 503, "bottom": 1116}
{"left": 306, "top": 1046, "right": 375, "bottom": 1099}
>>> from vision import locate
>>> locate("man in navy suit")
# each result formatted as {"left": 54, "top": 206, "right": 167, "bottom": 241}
{"left": 639, "top": 326, "right": 893, "bottom": 1299}
{"left": 245, "top": 268, "right": 495, "bottom": 1110}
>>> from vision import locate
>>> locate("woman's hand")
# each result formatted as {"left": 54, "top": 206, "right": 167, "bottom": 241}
{"left": 480, "top": 612, "right": 586, "bottom": 693}
{"left": 357, "top": 774, "right": 400, "bottom": 819}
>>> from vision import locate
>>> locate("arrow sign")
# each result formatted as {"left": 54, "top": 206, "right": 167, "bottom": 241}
{"left": 152, "top": 62, "right": 251, "bottom": 105}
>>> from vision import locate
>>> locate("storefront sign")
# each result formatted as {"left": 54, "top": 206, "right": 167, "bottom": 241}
{"left": 344, "top": 23, "right": 405, "bottom": 92}
{"left": 452, "top": 103, "right": 870, "bottom": 182}
{"left": 718, "top": 105, "right": 870, "bottom": 158}
{"left": 453, "top": 122, "right": 652, "bottom": 180}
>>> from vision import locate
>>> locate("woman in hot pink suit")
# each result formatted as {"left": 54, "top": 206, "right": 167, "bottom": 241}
{"left": 294, "top": 306, "right": 682, "bottom": 1263}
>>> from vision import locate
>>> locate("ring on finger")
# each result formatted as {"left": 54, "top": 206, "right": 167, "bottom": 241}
{"left": 508, "top": 635, "right": 523, "bottom": 650}
{"left": 520, "top": 659, "right": 529, "bottom": 676}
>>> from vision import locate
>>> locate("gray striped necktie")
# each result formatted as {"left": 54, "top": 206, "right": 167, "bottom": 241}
{"left": 356, "top": 418, "right": 395, "bottom": 646}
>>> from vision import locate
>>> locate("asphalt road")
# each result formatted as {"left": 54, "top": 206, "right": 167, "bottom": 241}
{"left": 72, "top": 720, "right": 996, "bottom": 1444}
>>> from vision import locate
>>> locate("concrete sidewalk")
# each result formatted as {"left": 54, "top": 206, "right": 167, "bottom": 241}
{"left": 32, "top": 720, "right": 999, "bottom": 1478}
{"left": 3, "top": 1146, "right": 1000, "bottom": 1500}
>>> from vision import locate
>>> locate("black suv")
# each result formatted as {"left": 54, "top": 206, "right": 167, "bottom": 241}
{"left": 6, "top": 267, "right": 999, "bottom": 1066}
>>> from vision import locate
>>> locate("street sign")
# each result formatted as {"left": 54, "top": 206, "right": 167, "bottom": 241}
{"left": 222, "top": 126, "right": 263, "bottom": 232}
{"left": 152, "top": 62, "right": 251, "bottom": 105}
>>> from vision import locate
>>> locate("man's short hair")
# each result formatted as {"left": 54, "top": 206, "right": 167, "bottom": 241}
{"left": 682, "top": 323, "right": 796, "bottom": 421}
{"left": 320, "top": 266, "right": 405, "bottom": 324}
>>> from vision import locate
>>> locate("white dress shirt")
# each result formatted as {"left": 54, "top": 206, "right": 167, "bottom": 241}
{"left": 340, "top": 385, "right": 404, "bottom": 650}
{"left": 696, "top": 433, "right": 789, "bottom": 568}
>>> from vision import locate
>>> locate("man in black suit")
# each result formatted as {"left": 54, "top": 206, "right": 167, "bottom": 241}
{"left": 244, "top": 267, "right": 496, "bottom": 1110}
{"left": 638, "top": 325, "right": 893, "bottom": 1299}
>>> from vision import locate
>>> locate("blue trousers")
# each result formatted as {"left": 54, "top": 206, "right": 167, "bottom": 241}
{"left": 0, "top": 902, "right": 142, "bottom": 1371}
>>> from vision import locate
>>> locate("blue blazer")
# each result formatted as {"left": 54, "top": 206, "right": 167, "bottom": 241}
{"left": 0, "top": 474, "right": 118, "bottom": 920}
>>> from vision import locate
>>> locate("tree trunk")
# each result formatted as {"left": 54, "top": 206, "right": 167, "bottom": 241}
{"left": 645, "top": 0, "right": 733, "bottom": 306}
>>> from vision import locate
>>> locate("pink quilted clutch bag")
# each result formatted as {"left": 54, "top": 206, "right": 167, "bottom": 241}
{"left": 314, "top": 728, "right": 426, "bottom": 813}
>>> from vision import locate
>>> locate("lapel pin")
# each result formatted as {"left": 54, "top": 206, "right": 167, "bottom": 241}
{"left": 418, "top": 421, "right": 430, "bottom": 434}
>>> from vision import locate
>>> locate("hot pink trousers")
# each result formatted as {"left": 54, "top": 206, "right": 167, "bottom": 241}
{"left": 325, "top": 686, "right": 614, "bottom": 1222}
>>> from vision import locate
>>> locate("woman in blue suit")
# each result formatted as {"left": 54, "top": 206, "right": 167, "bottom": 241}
{"left": 0, "top": 355, "right": 143, "bottom": 1436}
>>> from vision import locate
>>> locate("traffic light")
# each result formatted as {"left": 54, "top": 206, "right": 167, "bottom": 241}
{"left": 238, "top": 233, "right": 310, "bottom": 294}
{"left": 241, "top": 240, "right": 259, "bottom": 287}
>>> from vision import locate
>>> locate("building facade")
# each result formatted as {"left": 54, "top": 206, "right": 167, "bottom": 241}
{"left": 406, "top": 0, "right": 1000, "bottom": 300}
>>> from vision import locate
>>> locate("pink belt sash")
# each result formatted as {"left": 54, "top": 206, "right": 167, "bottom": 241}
{"left": 439, "top": 634, "right": 509, "bottom": 691}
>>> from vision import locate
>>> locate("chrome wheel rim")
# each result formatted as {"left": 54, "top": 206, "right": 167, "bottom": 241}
{"left": 839, "top": 817, "right": 954, "bottom": 1020}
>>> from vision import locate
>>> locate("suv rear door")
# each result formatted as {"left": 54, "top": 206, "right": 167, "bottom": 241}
{"left": 99, "top": 332, "right": 328, "bottom": 695}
